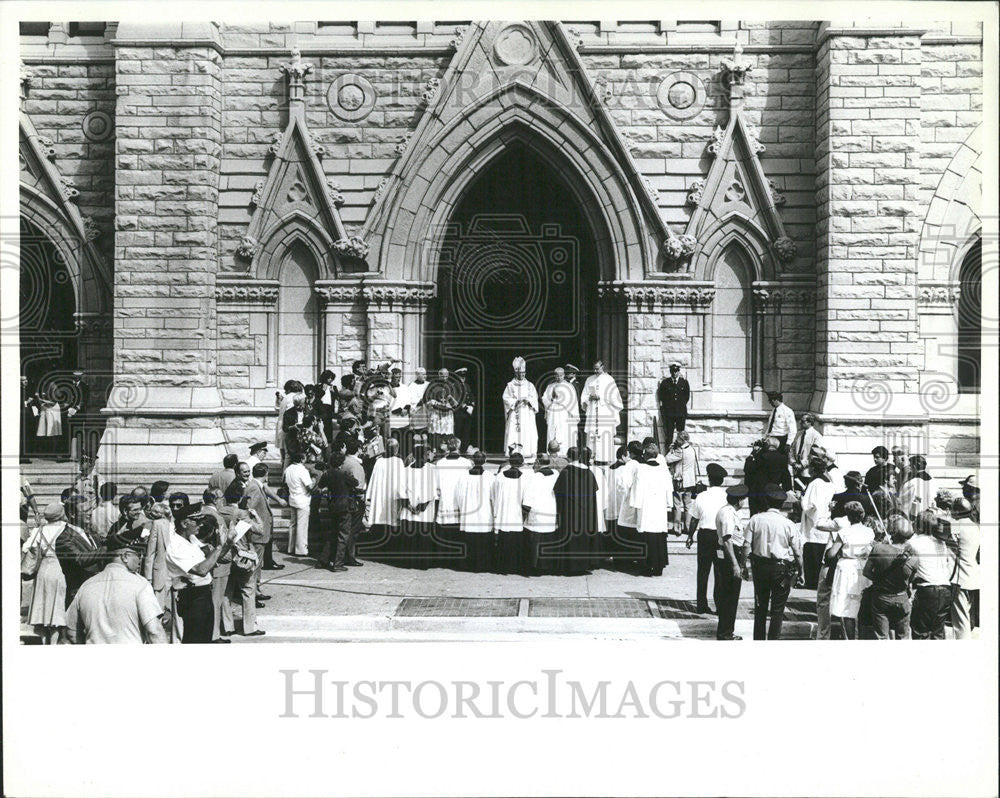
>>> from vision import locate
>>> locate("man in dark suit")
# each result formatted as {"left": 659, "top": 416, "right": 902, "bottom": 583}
{"left": 744, "top": 437, "right": 791, "bottom": 515}
{"left": 656, "top": 363, "right": 690, "bottom": 448}
{"left": 315, "top": 451, "right": 361, "bottom": 572}
{"left": 55, "top": 494, "right": 105, "bottom": 605}
{"left": 831, "top": 471, "right": 876, "bottom": 520}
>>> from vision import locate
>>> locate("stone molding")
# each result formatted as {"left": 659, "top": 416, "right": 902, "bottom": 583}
{"left": 751, "top": 281, "right": 816, "bottom": 311}
{"left": 598, "top": 281, "right": 715, "bottom": 310}
{"left": 918, "top": 282, "right": 961, "bottom": 306}
{"left": 314, "top": 282, "right": 365, "bottom": 305}
{"left": 363, "top": 282, "right": 436, "bottom": 309}
{"left": 215, "top": 280, "right": 279, "bottom": 304}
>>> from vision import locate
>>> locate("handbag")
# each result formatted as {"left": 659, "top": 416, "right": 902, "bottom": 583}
{"left": 20, "top": 525, "right": 58, "bottom": 581}
{"left": 232, "top": 546, "right": 258, "bottom": 572}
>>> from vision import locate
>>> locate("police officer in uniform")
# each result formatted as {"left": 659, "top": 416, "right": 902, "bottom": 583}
{"left": 656, "top": 363, "right": 690, "bottom": 448}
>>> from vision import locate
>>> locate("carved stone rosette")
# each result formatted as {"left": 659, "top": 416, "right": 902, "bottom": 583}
{"left": 235, "top": 236, "right": 258, "bottom": 261}
{"left": 598, "top": 282, "right": 715, "bottom": 311}
{"left": 215, "top": 281, "right": 279, "bottom": 304}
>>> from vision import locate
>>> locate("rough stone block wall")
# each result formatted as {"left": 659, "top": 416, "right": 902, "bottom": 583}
{"left": 216, "top": 309, "right": 268, "bottom": 405}
{"left": 626, "top": 309, "right": 661, "bottom": 439}
{"left": 324, "top": 302, "right": 369, "bottom": 373}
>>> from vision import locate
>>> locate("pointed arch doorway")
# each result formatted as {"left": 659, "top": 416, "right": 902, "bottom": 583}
{"left": 428, "top": 144, "right": 602, "bottom": 452}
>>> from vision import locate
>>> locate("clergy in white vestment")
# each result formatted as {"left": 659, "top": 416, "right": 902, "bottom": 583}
{"left": 541, "top": 368, "right": 580, "bottom": 455}
{"left": 454, "top": 451, "right": 496, "bottom": 572}
{"left": 433, "top": 436, "right": 472, "bottom": 567}
{"left": 523, "top": 455, "right": 559, "bottom": 574}
{"left": 363, "top": 438, "right": 405, "bottom": 549}
{"left": 398, "top": 438, "right": 439, "bottom": 568}
{"left": 408, "top": 368, "right": 431, "bottom": 437}
{"left": 614, "top": 442, "right": 644, "bottom": 556}
{"left": 492, "top": 452, "right": 529, "bottom": 575}
{"left": 626, "top": 443, "right": 673, "bottom": 575}
{"left": 581, "top": 361, "right": 623, "bottom": 464}
{"left": 502, "top": 357, "right": 539, "bottom": 461}
{"left": 603, "top": 445, "right": 628, "bottom": 550}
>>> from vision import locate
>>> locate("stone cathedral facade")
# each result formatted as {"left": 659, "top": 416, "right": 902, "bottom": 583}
{"left": 18, "top": 20, "right": 983, "bottom": 471}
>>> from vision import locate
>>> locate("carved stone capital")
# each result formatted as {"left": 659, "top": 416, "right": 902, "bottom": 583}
{"left": 751, "top": 282, "right": 816, "bottom": 311}
{"left": 333, "top": 236, "right": 370, "bottom": 261}
{"left": 598, "top": 282, "right": 715, "bottom": 311}
{"left": 363, "top": 283, "right": 436, "bottom": 309}
{"left": 215, "top": 280, "right": 279, "bottom": 304}
{"left": 315, "top": 283, "right": 364, "bottom": 306}
{"left": 280, "top": 49, "right": 313, "bottom": 108}
{"left": 918, "top": 282, "right": 961, "bottom": 306}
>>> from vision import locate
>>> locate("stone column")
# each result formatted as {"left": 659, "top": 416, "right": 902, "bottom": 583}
{"left": 813, "top": 24, "right": 925, "bottom": 418}
{"left": 98, "top": 23, "right": 226, "bottom": 466}
{"left": 363, "top": 282, "right": 435, "bottom": 374}
{"left": 315, "top": 282, "right": 367, "bottom": 375}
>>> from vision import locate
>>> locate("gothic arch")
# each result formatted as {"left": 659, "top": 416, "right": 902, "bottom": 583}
{"left": 695, "top": 218, "right": 773, "bottom": 283}
{"left": 255, "top": 211, "right": 336, "bottom": 282}
{"left": 368, "top": 82, "right": 661, "bottom": 283}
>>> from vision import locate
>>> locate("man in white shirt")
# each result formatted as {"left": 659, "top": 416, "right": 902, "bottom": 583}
{"left": 949, "top": 497, "right": 980, "bottom": 640}
{"left": 523, "top": 454, "right": 559, "bottom": 574}
{"left": 898, "top": 455, "right": 939, "bottom": 519}
{"left": 433, "top": 436, "right": 472, "bottom": 567}
{"left": 283, "top": 451, "right": 317, "bottom": 556}
{"left": 492, "top": 451, "right": 528, "bottom": 574}
{"left": 908, "top": 510, "right": 956, "bottom": 640}
{"left": 387, "top": 368, "right": 412, "bottom": 451}
{"left": 454, "top": 451, "right": 495, "bottom": 572}
{"left": 714, "top": 483, "right": 750, "bottom": 640}
{"left": 65, "top": 534, "right": 167, "bottom": 644}
{"left": 764, "top": 391, "right": 796, "bottom": 451}
{"left": 88, "top": 481, "right": 119, "bottom": 544}
{"left": 686, "top": 463, "right": 729, "bottom": 614}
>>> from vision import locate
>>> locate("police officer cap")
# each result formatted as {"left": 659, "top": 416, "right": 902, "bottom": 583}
{"left": 105, "top": 527, "right": 145, "bottom": 553}
{"left": 249, "top": 441, "right": 268, "bottom": 453}
{"left": 173, "top": 502, "right": 204, "bottom": 523}
{"left": 705, "top": 463, "right": 729, "bottom": 480}
{"left": 726, "top": 483, "right": 749, "bottom": 499}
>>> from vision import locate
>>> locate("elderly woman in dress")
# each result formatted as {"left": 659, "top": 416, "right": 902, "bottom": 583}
{"left": 824, "top": 501, "right": 876, "bottom": 640}
{"left": 23, "top": 503, "right": 70, "bottom": 644}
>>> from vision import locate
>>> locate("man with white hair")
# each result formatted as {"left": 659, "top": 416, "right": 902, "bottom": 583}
{"left": 581, "top": 360, "right": 623, "bottom": 464}
{"left": 408, "top": 367, "right": 430, "bottom": 446}
{"left": 541, "top": 367, "right": 579, "bottom": 456}
{"left": 502, "top": 356, "right": 539, "bottom": 461}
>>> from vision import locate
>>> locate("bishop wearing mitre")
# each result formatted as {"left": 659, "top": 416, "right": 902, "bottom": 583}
{"left": 502, "top": 356, "right": 539, "bottom": 461}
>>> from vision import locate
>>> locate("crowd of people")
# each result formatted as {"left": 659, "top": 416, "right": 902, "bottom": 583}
{"left": 19, "top": 359, "right": 982, "bottom": 644}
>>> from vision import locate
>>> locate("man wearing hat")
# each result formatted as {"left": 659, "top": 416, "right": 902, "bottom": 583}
{"left": 54, "top": 496, "right": 105, "bottom": 607}
{"left": 715, "top": 483, "right": 750, "bottom": 640}
{"left": 541, "top": 367, "right": 580, "bottom": 457}
{"left": 503, "top": 357, "right": 539, "bottom": 462}
{"left": 949, "top": 497, "right": 980, "bottom": 640}
{"left": 898, "top": 455, "right": 938, "bottom": 518}
{"left": 830, "top": 471, "right": 876, "bottom": 521}
{"left": 246, "top": 441, "right": 268, "bottom": 472}
{"left": 742, "top": 483, "right": 803, "bottom": 640}
{"left": 656, "top": 363, "right": 690, "bottom": 449}
{"left": 65, "top": 530, "right": 167, "bottom": 644}
{"left": 686, "top": 463, "right": 730, "bottom": 614}
{"left": 960, "top": 475, "right": 980, "bottom": 520}
{"left": 764, "top": 391, "right": 796, "bottom": 451}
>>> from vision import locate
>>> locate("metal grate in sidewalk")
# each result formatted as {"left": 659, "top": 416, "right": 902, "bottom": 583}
{"left": 528, "top": 598, "right": 651, "bottom": 618}
{"left": 396, "top": 598, "right": 519, "bottom": 617}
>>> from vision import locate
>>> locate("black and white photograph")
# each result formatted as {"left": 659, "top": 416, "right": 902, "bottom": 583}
{"left": 2, "top": 4, "right": 997, "bottom": 797}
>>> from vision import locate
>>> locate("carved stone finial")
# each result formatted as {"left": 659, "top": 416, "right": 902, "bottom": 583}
{"left": 280, "top": 48, "right": 313, "bottom": 109}
{"left": 721, "top": 39, "right": 752, "bottom": 104}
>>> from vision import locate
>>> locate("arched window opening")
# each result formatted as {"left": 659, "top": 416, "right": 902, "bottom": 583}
{"left": 957, "top": 238, "right": 981, "bottom": 393}
{"left": 277, "top": 241, "right": 321, "bottom": 389}
{"left": 710, "top": 242, "right": 755, "bottom": 406}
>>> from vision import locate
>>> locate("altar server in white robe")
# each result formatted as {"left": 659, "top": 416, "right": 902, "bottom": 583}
{"left": 541, "top": 368, "right": 579, "bottom": 455}
{"left": 363, "top": 438, "right": 405, "bottom": 553}
{"left": 581, "top": 361, "right": 623, "bottom": 465}
{"left": 616, "top": 441, "right": 645, "bottom": 552}
{"left": 398, "top": 437, "right": 438, "bottom": 568}
{"left": 433, "top": 436, "right": 472, "bottom": 567}
{"left": 492, "top": 451, "right": 529, "bottom": 575}
{"left": 454, "top": 451, "right": 496, "bottom": 572}
{"left": 502, "top": 356, "right": 539, "bottom": 461}
{"left": 523, "top": 454, "right": 559, "bottom": 574}
{"left": 627, "top": 443, "right": 673, "bottom": 576}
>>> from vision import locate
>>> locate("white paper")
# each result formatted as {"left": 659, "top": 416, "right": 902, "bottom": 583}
{"left": 232, "top": 520, "right": 252, "bottom": 541}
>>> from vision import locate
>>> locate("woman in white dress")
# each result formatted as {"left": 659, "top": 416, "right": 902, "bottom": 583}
{"left": 826, "top": 501, "right": 876, "bottom": 640}
{"left": 35, "top": 387, "right": 64, "bottom": 454}
{"left": 23, "top": 503, "right": 70, "bottom": 644}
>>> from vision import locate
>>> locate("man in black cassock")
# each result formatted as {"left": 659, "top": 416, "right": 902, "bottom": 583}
{"left": 549, "top": 446, "right": 600, "bottom": 576}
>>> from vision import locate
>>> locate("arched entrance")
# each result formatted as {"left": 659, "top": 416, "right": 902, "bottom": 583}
{"left": 20, "top": 217, "right": 78, "bottom": 457}
{"left": 429, "top": 144, "right": 601, "bottom": 452}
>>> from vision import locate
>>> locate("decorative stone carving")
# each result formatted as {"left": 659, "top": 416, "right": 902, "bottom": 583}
{"left": 315, "top": 284, "right": 364, "bottom": 304}
{"left": 333, "top": 236, "right": 370, "bottom": 261}
{"left": 250, "top": 180, "right": 265, "bottom": 207}
{"left": 421, "top": 77, "right": 441, "bottom": 104}
{"left": 327, "top": 73, "right": 377, "bottom": 122}
{"left": 38, "top": 136, "right": 57, "bottom": 161}
{"left": 620, "top": 129, "right": 635, "bottom": 147}
{"left": 307, "top": 134, "right": 325, "bottom": 159}
{"left": 720, "top": 42, "right": 753, "bottom": 89}
{"left": 598, "top": 283, "right": 715, "bottom": 310}
{"left": 594, "top": 76, "right": 613, "bottom": 104}
{"left": 745, "top": 123, "right": 766, "bottom": 154}
{"left": 20, "top": 67, "right": 32, "bottom": 103}
{"left": 773, "top": 236, "right": 798, "bottom": 263}
{"left": 327, "top": 181, "right": 346, "bottom": 207}
{"left": 752, "top": 286, "right": 815, "bottom": 310}
{"left": 394, "top": 132, "right": 412, "bottom": 156}
{"left": 372, "top": 177, "right": 390, "bottom": 206}
{"left": 768, "top": 179, "right": 786, "bottom": 207}
{"left": 686, "top": 179, "right": 705, "bottom": 207}
{"left": 657, "top": 72, "right": 708, "bottom": 121}
{"left": 363, "top": 284, "right": 435, "bottom": 308}
{"left": 235, "top": 236, "right": 258, "bottom": 260}
{"left": 707, "top": 125, "right": 726, "bottom": 157}
{"left": 450, "top": 26, "right": 467, "bottom": 51}
{"left": 664, "top": 234, "right": 698, "bottom": 263}
{"left": 82, "top": 110, "right": 114, "bottom": 142}
{"left": 280, "top": 48, "right": 313, "bottom": 107}
{"left": 82, "top": 216, "right": 100, "bottom": 242}
{"left": 286, "top": 171, "right": 312, "bottom": 205}
{"left": 643, "top": 177, "right": 660, "bottom": 203}
{"left": 918, "top": 284, "right": 961, "bottom": 305}
{"left": 216, "top": 283, "right": 279, "bottom": 304}
{"left": 493, "top": 24, "right": 538, "bottom": 66}
{"left": 723, "top": 178, "right": 746, "bottom": 204}
{"left": 267, "top": 131, "right": 283, "bottom": 156}
{"left": 60, "top": 177, "right": 79, "bottom": 202}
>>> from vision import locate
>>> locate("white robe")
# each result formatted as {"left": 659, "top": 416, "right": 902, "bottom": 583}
{"left": 491, "top": 471, "right": 527, "bottom": 532}
{"left": 589, "top": 464, "right": 608, "bottom": 532}
{"left": 364, "top": 455, "right": 404, "bottom": 528}
{"left": 581, "top": 372, "right": 623, "bottom": 463}
{"left": 615, "top": 459, "right": 641, "bottom": 528}
{"left": 502, "top": 378, "right": 539, "bottom": 460}
{"left": 398, "top": 463, "right": 438, "bottom": 524}
{"left": 541, "top": 380, "right": 579, "bottom": 453}
{"left": 523, "top": 470, "right": 559, "bottom": 533}
{"left": 408, "top": 380, "right": 430, "bottom": 429}
{"left": 627, "top": 461, "right": 674, "bottom": 534}
{"left": 801, "top": 476, "right": 836, "bottom": 545}
{"left": 434, "top": 455, "right": 472, "bottom": 525}
{"left": 454, "top": 471, "right": 495, "bottom": 534}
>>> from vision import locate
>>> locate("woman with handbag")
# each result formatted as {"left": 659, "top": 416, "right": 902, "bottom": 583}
{"left": 22, "top": 503, "right": 70, "bottom": 644}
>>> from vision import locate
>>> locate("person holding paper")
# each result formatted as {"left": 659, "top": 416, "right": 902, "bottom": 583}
{"left": 218, "top": 487, "right": 265, "bottom": 637}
